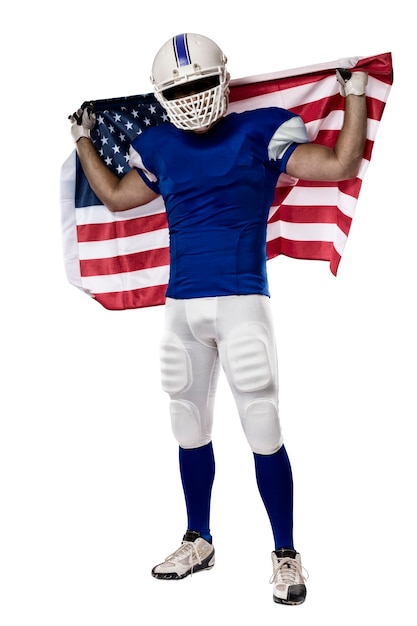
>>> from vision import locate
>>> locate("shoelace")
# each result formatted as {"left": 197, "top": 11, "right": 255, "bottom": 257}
{"left": 164, "top": 540, "right": 202, "bottom": 574}
{"left": 269, "top": 557, "right": 309, "bottom": 586}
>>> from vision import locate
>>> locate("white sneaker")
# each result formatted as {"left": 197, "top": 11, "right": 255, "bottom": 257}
{"left": 151, "top": 531, "right": 215, "bottom": 580}
{"left": 270, "top": 548, "right": 308, "bottom": 605}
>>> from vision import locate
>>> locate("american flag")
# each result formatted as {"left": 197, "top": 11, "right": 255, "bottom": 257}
{"left": 60, "top": 52, "right": 393, "bottom": 311}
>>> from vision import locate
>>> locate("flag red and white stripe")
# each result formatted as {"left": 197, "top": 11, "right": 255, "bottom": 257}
{"left": 60, "top": 52, "right": 393, "bottom": 310}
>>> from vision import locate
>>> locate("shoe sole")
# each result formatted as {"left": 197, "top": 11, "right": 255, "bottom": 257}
{"left": 151, "top": 553, "right": 215, "bottom": 580}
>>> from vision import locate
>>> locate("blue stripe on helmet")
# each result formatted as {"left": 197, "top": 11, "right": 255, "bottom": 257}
{"left": 174, "top": 34, "right": 190, "bottom": 67}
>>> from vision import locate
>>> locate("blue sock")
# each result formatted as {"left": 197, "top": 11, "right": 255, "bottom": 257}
{"left": 179, "top": 442, "right": 215, "bottom": 542}
{"left": 254, "top": 445, "right": 294, "bottom": 550}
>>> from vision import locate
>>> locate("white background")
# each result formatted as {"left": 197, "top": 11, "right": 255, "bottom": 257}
{"left": 1, "top": 2, "right": 415, "bottom": 624}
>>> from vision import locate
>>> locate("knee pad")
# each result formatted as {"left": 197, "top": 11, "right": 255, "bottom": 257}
{"left": 242, "top": 399, "right": 282, "bottom": 454}
{"left": 160, "top": 331, "right": 192, "bottom": 394}
{"left": 226, "top": 323, "right": 273, "bottom": 392}
{"left": 170, "top": 399, "right": 208, "bottom": 449}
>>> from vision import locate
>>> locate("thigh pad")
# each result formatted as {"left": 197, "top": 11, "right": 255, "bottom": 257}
{"left": 160, "top": 331, "right": 192, "bottom": 395}
{"left": 226, "top": 322, "right": 273, "bottom": 392}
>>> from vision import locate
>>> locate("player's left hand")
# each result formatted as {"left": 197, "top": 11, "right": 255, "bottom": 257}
{"left": 69, "top": 106, "right": 96, "bottom": 142}
{"left": 336, "top": 69, "right": 368, "bottom": 97}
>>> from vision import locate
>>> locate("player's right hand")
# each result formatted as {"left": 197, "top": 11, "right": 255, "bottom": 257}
{"left": 69, "top": 106, "right": 96, "bottom": 142}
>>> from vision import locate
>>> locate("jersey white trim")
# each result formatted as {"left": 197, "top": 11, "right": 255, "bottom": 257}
{"left": 128, "top": 145, "right": 158, "bottom": 183}
{"left": 268, "top": 116, "right": 309, "bottom": 161}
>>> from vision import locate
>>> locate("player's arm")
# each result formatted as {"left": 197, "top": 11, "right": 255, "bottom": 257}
{"left": 69, "top": 108, "right": 159, "bottom": 212}
{"left": 286, "top": 71, "right": 368, "bottom": 182}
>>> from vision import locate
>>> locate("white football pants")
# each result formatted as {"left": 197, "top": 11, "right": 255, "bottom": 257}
{"left": 159, "top": 295, "right": 283, "bottom": 454}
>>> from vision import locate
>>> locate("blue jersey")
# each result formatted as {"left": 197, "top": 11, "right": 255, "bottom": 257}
{"left": 129, "top": 108, "right": 308, "bottom": 299}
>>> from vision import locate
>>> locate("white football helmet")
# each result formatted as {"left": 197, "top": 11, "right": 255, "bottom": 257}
{"left": 151, "top": 33, "right": 230, "bottom": 132}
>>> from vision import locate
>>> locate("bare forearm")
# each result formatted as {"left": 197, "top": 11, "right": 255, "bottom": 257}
{"left": 75, "top": 137, "right": 121, "bottom": 207}
{"left": 333, "top": 93, "right": 367, "bottom": 179}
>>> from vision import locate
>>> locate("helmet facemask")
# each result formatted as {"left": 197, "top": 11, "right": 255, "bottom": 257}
{"left": 156, "top": 72, "right": 229, "bottom": 132}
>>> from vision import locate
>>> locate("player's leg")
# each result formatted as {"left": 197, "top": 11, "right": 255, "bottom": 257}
{"left": 152, "top": 298, "right": 219, "bottom": 579}
{"left": 217, "top": 295, "right": 307, "bottom": 604}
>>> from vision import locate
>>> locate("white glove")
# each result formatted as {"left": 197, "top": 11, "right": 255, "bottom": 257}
{"left": 336, "top": 69, "right": 368, "bottom": 96}
{"left": 69, "top": 106, "right": 96, "bottom": 142}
